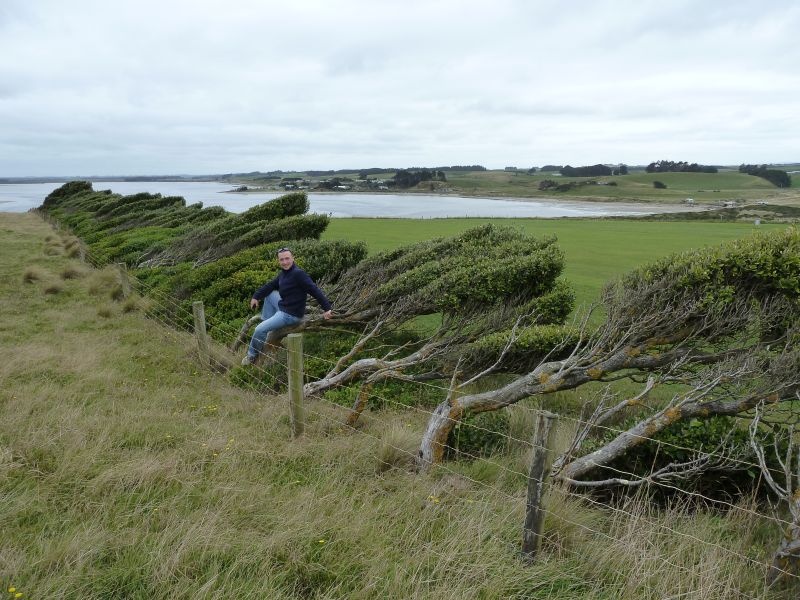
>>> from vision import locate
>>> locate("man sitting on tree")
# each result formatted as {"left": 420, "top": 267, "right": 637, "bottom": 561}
{"left": 242, "top": 247, "right": 332, "bottom": 366}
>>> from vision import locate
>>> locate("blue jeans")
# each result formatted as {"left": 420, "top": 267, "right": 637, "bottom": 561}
{"left": 247, "top": 291, "right": 302, "bottom": 359}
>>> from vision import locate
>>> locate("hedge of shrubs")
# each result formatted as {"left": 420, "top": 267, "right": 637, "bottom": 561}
{"left": 39, "top": 183, "right": 367, "bottom": 343}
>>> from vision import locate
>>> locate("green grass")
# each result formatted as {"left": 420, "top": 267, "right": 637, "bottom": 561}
{"left": 233, "top": 167, "right": 800, "bottom": 203}
{"left": 324, "top": 218, "right": 789, "bottom": 309}
{"left": 439, "top": 169, "right": 798, "bottom": 203}
{"left": 1, "top": 213, "right": 794, "bottom": 599}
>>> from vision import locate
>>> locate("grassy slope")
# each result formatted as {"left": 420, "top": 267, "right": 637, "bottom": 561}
{"left": 234, "top": 168, "right": 800, "bottom": 203}
{"left": 434, "top": 170, "right": 800, "bottom": 203}
{"left": 324, "top": 218, "right": 789, "bottom": 309}
{"left": 0, "top": 214, "right": 789, "bottom": 599}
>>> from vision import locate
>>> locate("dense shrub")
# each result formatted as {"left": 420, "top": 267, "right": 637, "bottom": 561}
{"left": 153, "top": 199, "right": 329, "bottom": 264}
{"left": 363, "top": 226, "right": 564, "bottom": 315}
{"left": 463, "top": 324, "right": 580, "bottom": 374}
{"left": 435, "top": 248, "right": 564, "bottom": 312}
{"left": 42, "top": 180, "right": 93, "bottom": 207}
{"left": 238, "top": 191, "right": 308, "bottom": 223}
{"left": 92, "top": 226, "right": 179, "bottom": 263}
{"left": 623, "top": 228, "right": 800, "bottom": 303}
{"left": 39, "top": 183, "right": 367, "bottom": 349}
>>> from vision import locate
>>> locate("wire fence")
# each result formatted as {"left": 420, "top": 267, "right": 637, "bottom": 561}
{"left": 34, "top": 210, "right": 800, "bottom": 591}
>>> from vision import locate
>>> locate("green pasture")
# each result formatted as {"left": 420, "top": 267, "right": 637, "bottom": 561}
{"left": 324, "top": 218, "right": 789, "bottom": 309}
{"left": 441, "top": 169, "right": 796, "bottom": 202}
{"left": 232, "top": 166, "right": 800, "bottom": 205}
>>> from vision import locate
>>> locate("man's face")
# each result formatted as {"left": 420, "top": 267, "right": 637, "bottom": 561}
{"left": 278, "top": 250, "right": 294, "bottom": 270}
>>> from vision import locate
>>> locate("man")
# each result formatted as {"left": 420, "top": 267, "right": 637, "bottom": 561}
{"left": 242, "top": 247, "right": 333, "bottom": 366}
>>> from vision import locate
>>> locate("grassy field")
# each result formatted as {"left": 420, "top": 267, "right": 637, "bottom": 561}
{"left": 1, "top": 214, "right": 793, "bottom": 598}
{"left": 234, "top": 167, "right": 800, "bottom": 204}
{"left": 323, "top": 218, "right": 790, "bottom": 309}
{"left": 441, "top": 169, "right": 788, "bottom": 202}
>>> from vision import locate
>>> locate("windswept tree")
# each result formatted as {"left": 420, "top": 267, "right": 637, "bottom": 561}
{"left": 418, "top": 227, "right": 800, "bottom": 470}
{"left": 37, "top": 184, "right": 368, "bottom": 337}
{"left": 255, "top": 224, "right": 577, "bottom": 423}
{"left": 141, "top": 192, "right": 326, "bottom": 266}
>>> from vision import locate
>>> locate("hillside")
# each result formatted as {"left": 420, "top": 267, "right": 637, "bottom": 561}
{"left": 1, "top": 213, "right": 794, "bottom": 599}
{"left": 228, "top": 167, "right": 800, "bottom": 206}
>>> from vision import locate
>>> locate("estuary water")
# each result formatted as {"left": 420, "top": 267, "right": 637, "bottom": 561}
{"left": 0, "top": 180, "right": 693, "bottom": 218}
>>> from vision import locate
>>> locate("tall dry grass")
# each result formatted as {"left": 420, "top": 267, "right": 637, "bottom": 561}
{"left": 0, "top": 212, "right": 793, "bottom": 599}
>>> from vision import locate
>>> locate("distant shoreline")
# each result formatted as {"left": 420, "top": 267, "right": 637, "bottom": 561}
{"left": 4, "top": 177, "right": 795, "bottom": 215}
{"left": 221, "top": 187, "right": 711, "bottom": 212}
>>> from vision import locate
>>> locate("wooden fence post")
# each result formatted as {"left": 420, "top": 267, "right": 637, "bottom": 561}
{"left": 522, "top": 410, "right": 558, "bottom": 563}
{"left": 116, "top": 263, "right": 131, "bottom": 298}
{"left": 286, "top": 333, "right": 304, "bottom": 438}
{"left": 192, "top": 301, "right": 210, "bottom": 367}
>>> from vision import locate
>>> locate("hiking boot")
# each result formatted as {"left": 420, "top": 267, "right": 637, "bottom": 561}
{"left": 241, "top": 354, "right": 256, "bottom": 366}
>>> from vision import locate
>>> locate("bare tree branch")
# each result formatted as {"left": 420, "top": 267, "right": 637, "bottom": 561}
{"left": 749, "top": 394, "right": 800, "bottom": 586}
{"left": 458, "top": 312, "right": 532, "bottom": 388}
{"left": 324, "top": 318, "right": 386, "bottom": 379}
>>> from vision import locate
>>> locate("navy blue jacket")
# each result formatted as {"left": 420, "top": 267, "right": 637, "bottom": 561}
{"left": 252, "top": 264, "right": 331, "bottom": 318}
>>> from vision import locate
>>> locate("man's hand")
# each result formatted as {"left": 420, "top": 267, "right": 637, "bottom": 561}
{"left": 322, "top": 310, "right": 333, "bottom": 320}
{"left": 250, "top": 298, "right": 259, "bottom": 310}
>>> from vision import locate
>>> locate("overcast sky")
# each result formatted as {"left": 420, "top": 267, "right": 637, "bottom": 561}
{"left": 1, "top": 0, "right": 798, "bottom": 176}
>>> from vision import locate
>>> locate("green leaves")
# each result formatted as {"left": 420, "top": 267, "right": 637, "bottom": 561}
{"left": 464, "top": 324, "right": 580, "bottom": 374}
{"left": 355, "top": 224, "right": 567, "bottom": 317}
{"left": 605, "top": 228, "right": 800, "bottom": 345}
{"left": 238, "top": 191, "right": 308, "bottom": 223}
{"left": 621, "top": 228, "right": 800, "bottom": 301}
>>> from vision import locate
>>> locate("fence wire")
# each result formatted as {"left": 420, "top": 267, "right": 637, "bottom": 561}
{"left": 36, "top": 212, "right": 800, "bottom": 589}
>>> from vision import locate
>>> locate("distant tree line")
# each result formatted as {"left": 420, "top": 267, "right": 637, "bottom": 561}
{"left": 534, "top": 164, "right": 628, "bottom": 176}
{"left": 646, "top": 160, "right": 718, "bottom": 173}
{"left": 391, "top": 169, "right": 447, "bottom": 189}
{"left": 559, "top": 164, "right": 629, "bottom": 177}
{"left": 561, "top": 164, "right": 611, "bottom": 177}
{"left": 739, "top": 164, "right": 792, "bottom": 188}
{"left": 435, "top": 165, "right": 487, "bottom": 171}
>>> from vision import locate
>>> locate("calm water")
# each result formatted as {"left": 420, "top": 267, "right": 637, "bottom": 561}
{"left": 0, "top": 180, "right": 671, "bottom": 218}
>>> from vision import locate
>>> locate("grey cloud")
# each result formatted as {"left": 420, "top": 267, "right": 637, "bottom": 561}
{"left": 1, "top": 0, "right": 798, "bottom": 175}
